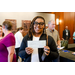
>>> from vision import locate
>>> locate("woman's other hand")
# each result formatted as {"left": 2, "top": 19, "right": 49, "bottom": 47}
{"left": 44, "top": 46, "right": 50, "bottom": 56}
{"left": 25, "top": 47, "right": 33, "bottom": 55}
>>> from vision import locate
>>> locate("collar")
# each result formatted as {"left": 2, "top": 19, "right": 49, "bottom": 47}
{"left": 48, "top": 28, "right": 54, "bottom": 32}
{"left": 27, "top": 33, "right": 46, "bottom": 40}
{"left": 65, "top": 29, "right": 68, "bottom": 30}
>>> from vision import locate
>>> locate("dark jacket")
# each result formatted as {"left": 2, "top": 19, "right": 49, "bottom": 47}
{"left": 19, "top": 34, "right": 59, "bottom": 62}
{"left": 63, "top": 29, "right": 70, "bottom": 40}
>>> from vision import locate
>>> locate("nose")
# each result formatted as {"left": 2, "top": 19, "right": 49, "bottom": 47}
{"left": 37, "top": 24, "right": 40, "bottom": 27}
{"left": 37, "top": 24, "right": 40, "bottom": 26}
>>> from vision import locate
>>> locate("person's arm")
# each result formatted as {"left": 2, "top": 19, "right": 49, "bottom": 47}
{"left": 69, "top": 30, "right": 71, "bottom": 39}
{"left": 57, "top": 31, "right": 60, "bottom": 47}
{"left": 4, "top": 33, "right": 15, "bottom": 62}
{"left": 19, "top": 35, "right": 30, "bottom": 59}
{"left": 18, "top": 33, "right": 23, "bottom": 44}
{"left": 57, "top": 40, "right": 60, "bottom": 46}
{"left": 7, "top": 46, "right": 15, "bottom": 62}
{"left": 73, "top": 32, "right": 75, "bottom": 38}
{"left": 57, "top": 40, "right": 60, "bottom": 48}
{"left": 62, "top": 30, "right": 64, "bottom": 40}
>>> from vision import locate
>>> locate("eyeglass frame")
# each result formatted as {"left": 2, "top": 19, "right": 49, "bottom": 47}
{"left": 34, "top": 22, "right": 45, "bottom": 27}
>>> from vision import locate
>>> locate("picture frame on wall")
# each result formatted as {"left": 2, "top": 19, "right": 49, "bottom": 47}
{"left": 22, "top": 20, "right": 31, "bottom": 37}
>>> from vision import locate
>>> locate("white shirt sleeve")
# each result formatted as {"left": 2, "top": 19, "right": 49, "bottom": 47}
{"left": 17, "top": 32, "right": 23, "bottom": 44}
{"left": 15, "top": 31, "right": 23, "bottom": 48}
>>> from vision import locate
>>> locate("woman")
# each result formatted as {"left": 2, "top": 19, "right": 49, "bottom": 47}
{"left": 19, "top": 16, "right": 59, "bottom": 62}
{"left": 0, "top": 21, "right": 16, "bottom": 62}
{"left": 15, "top": 27, "right": 23, "bottom": 61}
{"left": 0, "top": 25, "right": 4, "bottom": 40}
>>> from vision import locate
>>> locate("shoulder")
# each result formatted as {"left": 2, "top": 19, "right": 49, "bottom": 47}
{"left": 63, "top": 30, "right": 65, "bottom": 31}
{"left": 54, "top": 29, "right": 58, "bottom": 32}
{"left": 15, "top": 31, "right": 21, "bottom": 36}
{"left": 68, "top": 30, "right": 70, "bottom": 32}
{"left": 22, "top": 34, "right": 30, "bottom": 42}
{"left": 9, "top": 33, "right": 15, "bottom": 41}
{"left": 7, "top": 33, "right": 15, "bottom": 39}
{"left": 46, "top": 28, "right": 49, "bottom": 32}
{"left": 6, "top": 33, "right": 15, "bottom": 44}
{"left": 73, "top": 32, "right": 75, "bottom": 35}
{"left": 24, "top": 34, "right": 29, "bottom": 39}
{"left": 3, "top": 33, "right": 15, "bottom": 46}
{"left": 48, "top": 35, "right": 54, "bottom": 40}
{"left": 47, "top": 35, "right": 55, "bottom": 45}
{"left": 46, "top": 28, "right": 48, "bottom": 31}
{"left": 41, "top": 34, "right": 53, "bottom": 38}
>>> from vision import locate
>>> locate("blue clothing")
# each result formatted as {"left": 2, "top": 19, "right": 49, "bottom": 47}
{"left": 73, "top": 32, "right": 75, "bottom": 40}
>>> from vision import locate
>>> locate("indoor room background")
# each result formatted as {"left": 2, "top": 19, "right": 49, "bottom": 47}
{"left": 0, "top": 12, "right": 75, "bottom": 44}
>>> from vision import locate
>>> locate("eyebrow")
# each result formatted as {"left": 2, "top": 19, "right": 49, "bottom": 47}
{"left": 52, "top": 24, "right": 55, "bottom": 25}
{"left": 35, "top": 21, "right": 44, "bottom": 23}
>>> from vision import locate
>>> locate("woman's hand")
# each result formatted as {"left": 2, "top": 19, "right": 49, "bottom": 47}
{"left": 25, "top": 47, "right": 33, "bottom": 55}
{"left": 44, "top": 46, "right": 50, "bottom": 56}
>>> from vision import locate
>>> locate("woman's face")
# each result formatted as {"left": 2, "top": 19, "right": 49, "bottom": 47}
{"left": 34, "top": 18, "right": 45, "bottom": 34}
{"left": 0, "top": 26, "right": 3, "bottom": 36}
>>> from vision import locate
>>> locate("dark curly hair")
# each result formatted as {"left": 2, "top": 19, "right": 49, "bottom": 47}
{"left": 28, "top": 16, "right": 46, "bottom": 37}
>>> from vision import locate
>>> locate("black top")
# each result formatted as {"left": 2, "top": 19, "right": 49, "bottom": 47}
{"left": 19, "top": 34, "right": 59, "bottom": 62}
{"left": 63, "top": 29, "right": 70, "bottom": 40}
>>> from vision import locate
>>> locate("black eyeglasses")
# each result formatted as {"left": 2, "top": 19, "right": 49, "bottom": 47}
{"left": 34, "top": 22, "right": 45, "bottom": 27}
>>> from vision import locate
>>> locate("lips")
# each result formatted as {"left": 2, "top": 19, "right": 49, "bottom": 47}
{"left": 36, "top": 28, "right": 41, "bottom": 31}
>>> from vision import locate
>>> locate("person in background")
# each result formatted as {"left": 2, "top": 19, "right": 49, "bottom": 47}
{"left": 62, "top": 26, "right": 71, "bottom": 41}
{"left": 46, "top": 20, "right": 60, "bottom": 48}
{"left": 73, "top": 31, "right": 75, "bottom": 43}
{"left": 15, "top": 27, "right": 23, "bottom": 61}
{"left": 0, "top": 21, "right": 16, "bottom": 62}
{"left": 0, "top": 25, "right": 4, "bottom": 40}
{"left": 18, "top": 16, "right": 59, "bottom": 62}
{"left": 46, "top": 20, "right": 60, "bottom": 62}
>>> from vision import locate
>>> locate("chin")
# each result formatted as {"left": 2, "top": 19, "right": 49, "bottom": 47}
{"left": 36, "top": 32, "right": 40, "bottom": 34}
{"left": 36, "top": 31, "right": 42, "bottom": 34}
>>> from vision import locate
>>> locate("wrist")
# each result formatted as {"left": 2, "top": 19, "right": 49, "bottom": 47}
{"left": 57, "top": 45, "right": 60, "bottom": 47}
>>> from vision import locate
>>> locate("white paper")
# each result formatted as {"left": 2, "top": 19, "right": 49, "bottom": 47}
{"left": 57, "top": 47, "right": 64, "bottom": 50}
{"left": 27, "top": 40, "right": 46, "bottom": 48}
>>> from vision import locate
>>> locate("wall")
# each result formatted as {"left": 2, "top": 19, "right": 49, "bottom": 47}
{"left": 0, "top": 12, "right": 55, "bottom": 28}
{"left": 55, "top": 12, "right": 64, "bottom": 40}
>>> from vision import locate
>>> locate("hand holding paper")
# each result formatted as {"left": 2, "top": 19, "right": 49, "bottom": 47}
{"left": 44, "top": 46, "right": 50, "bottom": 56}
{"left": 25, "top": 47, "right": 33, "bottom": 54}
